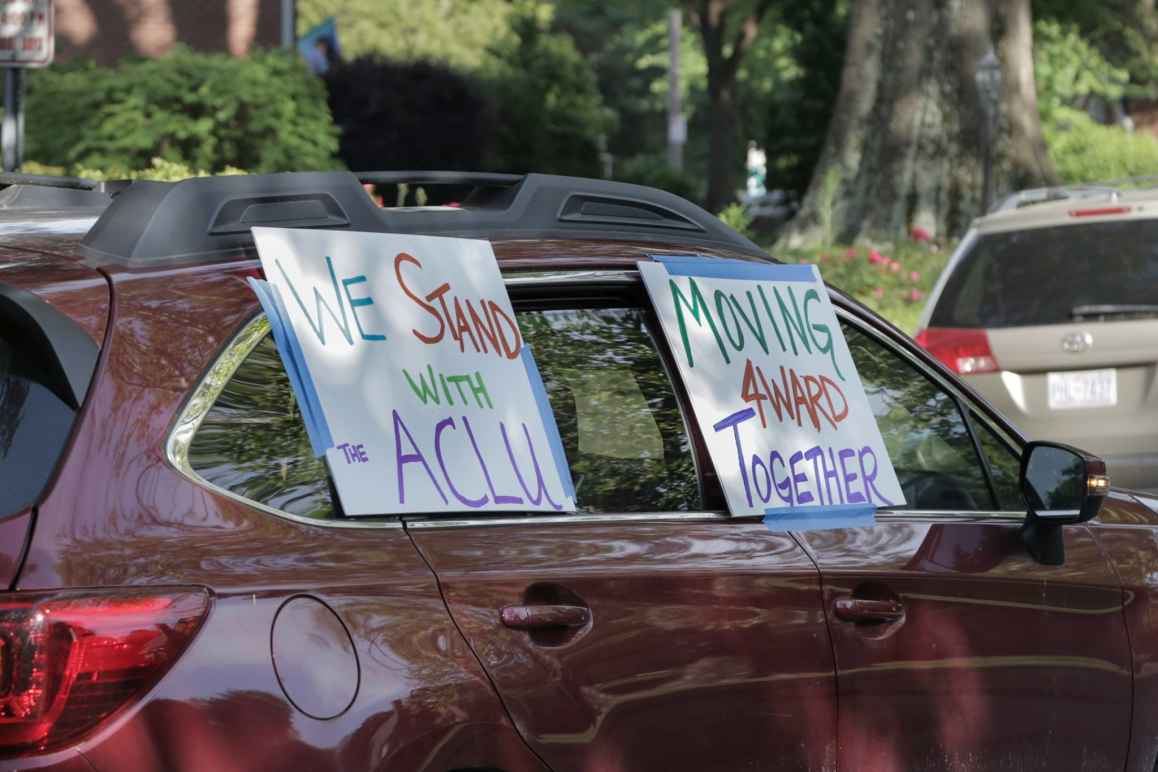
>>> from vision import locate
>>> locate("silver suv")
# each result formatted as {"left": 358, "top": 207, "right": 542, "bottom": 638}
{"left": 917, "top": 184, "right": 1158, "bottom": 493}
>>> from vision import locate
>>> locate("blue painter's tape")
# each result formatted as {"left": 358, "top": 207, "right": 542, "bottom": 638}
{"left": 267, "top": 284, "right": 334, "bottom": 455}
{"left": 762, "top": 503, "right": 876, "bottom": 532}
{"left": 247, "top": 278, "right": 333, "bottom": 457}
{"left": 520, "top": 345, "right": 575, "bottom": 502}
{"left": 652, "top": 255, "right": 817, "bottom": 283}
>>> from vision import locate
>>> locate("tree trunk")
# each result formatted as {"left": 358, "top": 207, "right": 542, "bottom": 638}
{"left": 779, "top": 0, "right": 1056, "bottom": 247}
{"left": 707, "top": 72, "right": 739, "bottom": 213}
{"left": 691, "top": 0, "right": 773, "bottom": 213}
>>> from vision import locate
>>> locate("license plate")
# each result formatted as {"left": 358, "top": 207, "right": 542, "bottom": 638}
{"left": 1047, "top": 368, "right": 1117, "bottom": 410}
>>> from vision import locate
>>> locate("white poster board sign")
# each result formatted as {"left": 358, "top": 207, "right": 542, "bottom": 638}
{"left": 639, "top": 256, "right": 904, "bottom": 529}
{"left": 250, "top": 227, "right": 576, "bottom": 516}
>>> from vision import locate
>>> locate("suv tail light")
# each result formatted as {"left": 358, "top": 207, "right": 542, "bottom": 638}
{"left": 0, "top": 589, "right": 209, "bottom": 756}
{"left": 914, "top": 327, "right": 999, "bottom": 375}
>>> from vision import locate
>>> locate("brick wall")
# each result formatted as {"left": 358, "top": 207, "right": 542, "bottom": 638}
{"left": 54, "top": 0, "right": 286, "bottom": 63}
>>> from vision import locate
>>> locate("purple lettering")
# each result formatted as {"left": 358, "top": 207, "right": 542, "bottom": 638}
{"left": 714, "top": 407, "right": 757, "bottom": 507}
{"left": 859, "top": 446, "right": 893, "bottom": 506}
{"left": 839, "top": 447, "right": 865, "bottom": 504}
{"left": 500, "top": 422, "right": 563, "bottom": 511}
{"left": 770, "top": 451, "right": 792, "bottom": 504}
{"left": 789, "top": 450, "right": 813, "bottom": 505}
{"left": 392, "top": 410, "right": 447, "bottom": 505}
{"left": 434, "top": 417, "right": 488, "bottom": 508}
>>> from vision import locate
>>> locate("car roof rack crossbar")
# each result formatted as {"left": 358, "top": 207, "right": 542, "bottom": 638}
{"left": 81, "top": 170, "right": 766, "bottom": 265}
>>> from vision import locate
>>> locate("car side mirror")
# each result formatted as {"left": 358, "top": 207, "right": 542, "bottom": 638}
{"left": 1019, "top": 441, "right": 1110, "bottom": 566}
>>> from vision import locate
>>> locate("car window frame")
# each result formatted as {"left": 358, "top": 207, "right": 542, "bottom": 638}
{"left": 834, "top": 302, "right": 1028, "bottom": 519}
{"left": 169, "top": 268, "right": 1032, "bottom": 531}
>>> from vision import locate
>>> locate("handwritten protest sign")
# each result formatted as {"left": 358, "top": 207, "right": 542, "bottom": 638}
{"left": 639, "top": 256, "right": 903, "bottom": 529}
{"left": 250, "top": 227, "right": 576, "bottom": 516}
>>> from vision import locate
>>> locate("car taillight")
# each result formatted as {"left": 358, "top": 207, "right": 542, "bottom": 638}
{"left": 914, "top": 327, "right": 999, "bottom": 375}
{"left": 0, "top": 589, "right": 209, "bottom": 756}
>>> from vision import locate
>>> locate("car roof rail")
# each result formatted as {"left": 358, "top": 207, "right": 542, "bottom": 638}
{"left": 0, "top": 172, "right": 127, "bottom": 209}
{"left": 81, "top": 170, "right": 766, "bottom": 265}
{"left": 990, "top": 175, "right": 1158, "bottom": 213}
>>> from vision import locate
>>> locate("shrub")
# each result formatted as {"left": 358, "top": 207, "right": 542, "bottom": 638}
{"left": 26, "top": 48, "right": 339, "bottom": 173}
{"left": 775, "top": 240, "right": 953, "bottom": 335}
{"left": 324, "top": 57, "right": 493, "bottom": 174}
{"left": 1045, "top": 108, "right": 1158, "bottom": 184}
{"left": 485, "top": 5, "right": 614, "bottom": 177}
{"left": 614, "top": 154, "right": 700, "bottom": 202}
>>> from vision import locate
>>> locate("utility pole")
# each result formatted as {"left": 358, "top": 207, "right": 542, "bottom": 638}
{"left": 281, "top": 0, "right": 296, "bottom": 49}
{"left": 2, "top": 68, "right": 22, "bottom": 172}
{"left": 667, "top": 9, "right": 685, "bottom": 171}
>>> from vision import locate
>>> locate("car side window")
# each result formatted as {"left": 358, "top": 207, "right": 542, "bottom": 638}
{"left": 519, "top": 307, "right": 702, "bottom": 512}
{"left": 0, "top": 331, "right": 77, "bottom": 516}
{"left": 188, "top": 333, "right": 336, "bottom": 520}
{"left": 972, "top": 413, "right": 1025, "bottom": 510}
{"left": 842, "top": 322, "right": 996, "bottom": 511}
{"left": 188, "top": 306, "right": 703, "bottom": 518}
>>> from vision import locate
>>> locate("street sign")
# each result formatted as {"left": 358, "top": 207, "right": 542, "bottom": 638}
{"left": 0, "top": 0, "right": 52, "bottom": 67}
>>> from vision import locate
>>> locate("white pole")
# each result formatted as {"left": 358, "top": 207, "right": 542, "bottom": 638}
{"left": 667, "top": 9, "right": 684, "bottom": 171}
{"left": 281, "top": 0, "right": 296, "bottom": 49}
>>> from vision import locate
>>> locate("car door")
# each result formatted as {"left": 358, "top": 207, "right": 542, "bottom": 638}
{"left": 406, "top": 286, "right": 837, "bottom": 771}
{"left": 799, "top": 311, "right": 1132, "bottom": 770}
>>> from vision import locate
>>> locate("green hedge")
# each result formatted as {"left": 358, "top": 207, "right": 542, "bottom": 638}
{"left": 1046, "top": 108, "right": 1158, "bottom": 184}
{"left": 26, "top": 47, "right": 339, "bottom": 174}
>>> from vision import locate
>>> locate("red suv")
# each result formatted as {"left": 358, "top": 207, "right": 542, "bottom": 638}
{"left": 2, "top": 170, "right": 1157, "bottom": 771}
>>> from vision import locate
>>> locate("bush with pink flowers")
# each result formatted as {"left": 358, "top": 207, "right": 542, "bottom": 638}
{"left": 772, "top": 237, "right": 952, "bottom": 335}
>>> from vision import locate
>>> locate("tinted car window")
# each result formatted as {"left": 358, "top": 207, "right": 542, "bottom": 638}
{"left": 190, "top": 307, "right": 701, "bottom": 517}
{"left": 520, "top": 307, "right": 701, "bottom": 512}
{"left": 932, "top": 220, "right": 1158, "bottom": 328}
{"left": 188, "top": 334, "right": 335, "bottom": 520}
{"left": 0, "top": 333, "right": 76, "bottom": 516}
{"left": 843, "top": 323, "right": 995, "bottom": 510}
{"left": 972, "top": 414, "right": 1024, "bottom": 510}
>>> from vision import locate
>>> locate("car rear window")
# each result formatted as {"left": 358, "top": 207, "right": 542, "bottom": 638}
{"left": 931, "top": 219, "right": 1158, "bottom": 328}
{"left": 188, "top": 306, "right": 702, "bottom": 518}
{"left": 0, "top": 332, "right": 76, "bottom": 516}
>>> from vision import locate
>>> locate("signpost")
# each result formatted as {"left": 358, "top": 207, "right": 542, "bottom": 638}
{"left": 0, "top": 0, "right": 53, "bottom": 172}
{"left": 639, "top": 256, "right": 905, "bottom": 530}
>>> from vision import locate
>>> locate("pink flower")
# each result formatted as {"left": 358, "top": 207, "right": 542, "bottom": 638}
{"left": 909, "top": 271, "right": 921, "bottom": 282}
{"left": 890, "top": 262, "right": 901, "bottom": 273}
{"left": 868, "top": 248, "right": 884, "bottom": 264}
{"left": 845, "top": 248, "right": 857, "bottom": 259}
{"left": 911, "top": 226, "right": 932, "bottom": 242}
{"left": 907, "top": 289, "right": 924, "bottom": 302}
{"left": 872, "top": 287, "right": 884, "bottom": 300}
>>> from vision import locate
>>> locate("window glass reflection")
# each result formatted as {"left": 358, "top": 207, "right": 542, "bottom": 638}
{"left": 842, "top": 324, "right": 994, "bottom": 511}
{"left": 519, "top": 308, "right": 701, "bottom": 512}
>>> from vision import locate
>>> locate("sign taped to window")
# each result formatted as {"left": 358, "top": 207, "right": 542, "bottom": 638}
{"left": 250, "top": 227, "right": 576, "bottom": 516}
{"left": 639, "top": 256, "right": 904, "bottom": 530}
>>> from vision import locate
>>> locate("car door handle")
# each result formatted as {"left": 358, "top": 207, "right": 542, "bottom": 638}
{"left": 500, "top": 604, "right": 590, "bottom": 630}
{"left": 833, "top": 597, "right": 905, "bottom": 624}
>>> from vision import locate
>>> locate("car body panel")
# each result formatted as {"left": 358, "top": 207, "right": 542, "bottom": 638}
{"left": 798, "top": 515, "right": 1132, "bottom": 770}
{"left": 407, "top": 517, "right": 837, "bottom": 771}
{"left": 1088, "top": 491, "right": 1158, "bottom": 772}
{"left": 10, "top": 258, "right": 546, "bottom": 771}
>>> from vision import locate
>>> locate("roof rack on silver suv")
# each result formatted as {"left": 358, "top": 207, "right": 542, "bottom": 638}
{"left": 991, "top": 175, "right": 1158, "bottom": 213}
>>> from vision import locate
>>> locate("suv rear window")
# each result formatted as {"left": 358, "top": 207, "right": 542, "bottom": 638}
{"left": 0, "top": 333, "right": 76, "bottom": 516}
{"left": 932, "top": 219, "right": 1158, "bottom": 328}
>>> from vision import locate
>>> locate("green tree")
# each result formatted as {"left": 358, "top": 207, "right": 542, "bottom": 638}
{"left": 296, "top": 0, "right": 514, "bottom": 70}
{"left": 485, "top": 4, "right": 615, "bottom": 177}
{"left": 27, "top": 48, "right": 339, "bottom": 174}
